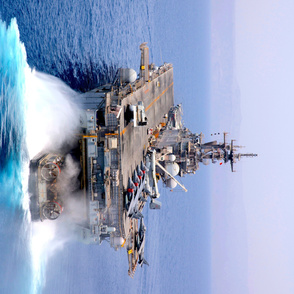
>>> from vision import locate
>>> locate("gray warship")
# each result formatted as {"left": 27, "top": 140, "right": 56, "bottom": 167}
{"left": 28, "top": 43, "right": 256, "bottom": 276}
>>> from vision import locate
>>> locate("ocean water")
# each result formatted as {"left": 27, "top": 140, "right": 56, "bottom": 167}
{"left": 0, "top": 19, "right": 32, "bottom": 294}
{"left": 0, "top": 0, "right": 155, "bottom": 92}
{"left": 0, "top": 1, "right": 211, "bottom": 293}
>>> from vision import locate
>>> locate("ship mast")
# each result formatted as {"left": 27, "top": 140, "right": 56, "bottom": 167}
{"left": 154, "top": 108, "right": 257, "bottom": 177}
{"left": 195, "top": 132, "right": 257, "bottom": 172}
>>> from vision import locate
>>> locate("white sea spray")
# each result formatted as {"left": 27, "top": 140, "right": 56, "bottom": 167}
{"left": 1, "top": 17, "right": 83, "bottom": 294}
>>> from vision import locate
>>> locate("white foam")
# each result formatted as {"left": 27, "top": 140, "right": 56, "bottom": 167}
{"left": 22, "top": 67, "right": 81, "bottom": 293}
{"left": 30, "top": 221, "right": 67, "bottom": 293}
{"left": 24, "top": 67, "right": 81, "bottom": 158}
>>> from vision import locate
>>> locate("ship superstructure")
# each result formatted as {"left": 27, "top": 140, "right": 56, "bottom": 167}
{"left": 153, "top": 107, "right": 257, "bottom": 179}
{"left": 28, "top": 43, "right": 256, "bottom": 277}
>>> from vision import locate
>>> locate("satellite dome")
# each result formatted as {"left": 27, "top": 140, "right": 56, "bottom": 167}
{"left": 112, "top": 236, "right": 124, "bottom": 247}
{"left": 166, "top": 178, "right": 177, "bottom": 189}
{"left": 166, "top": 154, "right": 176, "bottom": 162}
{"left": 165, "top": 162, "right": 180, "bottom": 176}
{"left": 119, "top": 68, "right": 137, "bottom": 84}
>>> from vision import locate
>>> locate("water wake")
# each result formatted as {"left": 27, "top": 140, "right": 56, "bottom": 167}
{"left": 26, "top": 72, "right": 81, "bottom": 293}
{"left": 0, "top": 18, "right": 80, "bottom": 294}
{"left": 0, "top": 18, "right": 27, "bottom": 208}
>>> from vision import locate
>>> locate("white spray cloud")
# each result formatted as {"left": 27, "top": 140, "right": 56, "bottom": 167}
{"left": 56, "top": 155, "right": 87, "bottom": 224}
{"left": 30, "top": 220, "right": 69, "bottom": 293}
{"left": 24, "top": 67, "right": 81, "bottom": 158}
{"left": 57, "top": 154, "right": 81, "bottom": 193}
{"left": 23, "top": 68, "right": 84, "bottom": 293}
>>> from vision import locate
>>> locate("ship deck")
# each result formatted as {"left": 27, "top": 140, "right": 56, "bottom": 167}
{"left": 119, "top": 68, "right": 174, "bottom": 188}
{"left": 118, "top": 68, "right": 174, "bottom": 237}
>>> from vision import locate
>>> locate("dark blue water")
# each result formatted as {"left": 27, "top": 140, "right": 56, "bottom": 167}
{"left": 0, "top": 1, "right": 211, "bottom": 293}
{"left": 1, "top": 0, "right": 154, "bottom": 92}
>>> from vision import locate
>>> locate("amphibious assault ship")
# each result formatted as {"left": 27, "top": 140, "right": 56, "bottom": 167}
{"left": 29, "top": 43, "right": 256, "bottom": 276}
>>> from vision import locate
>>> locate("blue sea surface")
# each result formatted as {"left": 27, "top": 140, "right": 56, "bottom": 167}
{"left": 0, "top": 1, "right": 211, "bottom": 293}
{"left": 0, "top": 19, "right": 32, "bottom": 294}
{"left": 1, "top": 0, "right": 154, "bottom": 92}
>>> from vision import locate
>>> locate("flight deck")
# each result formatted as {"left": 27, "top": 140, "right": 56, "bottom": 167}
{"left": 119, "top": 69, "right": 174, "bottom": 188}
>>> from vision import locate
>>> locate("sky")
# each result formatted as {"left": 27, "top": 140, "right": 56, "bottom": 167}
{"left": 210, "top": 1, "right": 294, "bottom": 293}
